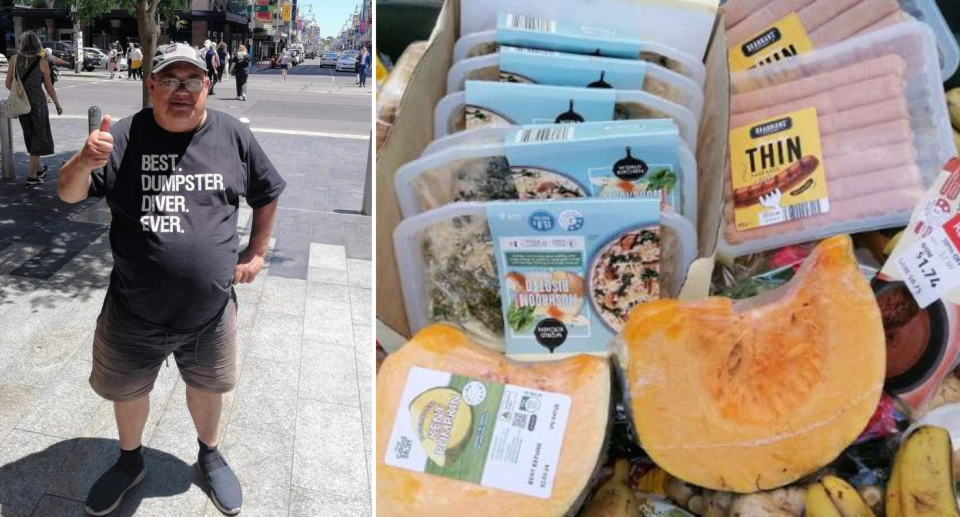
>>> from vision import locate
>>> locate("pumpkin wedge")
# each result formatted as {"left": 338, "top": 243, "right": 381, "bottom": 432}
{"left": 619, "top": 235, "right": 885, "bottom": 492}
{"left": 377, "top": 324, "right": 611, "bottom": 516}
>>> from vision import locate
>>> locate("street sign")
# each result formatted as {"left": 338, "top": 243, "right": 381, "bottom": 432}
{"left": 282, "top": 4, "right": 291, "bottom": 22}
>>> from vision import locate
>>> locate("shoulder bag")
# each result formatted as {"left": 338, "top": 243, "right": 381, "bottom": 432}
{"left": 2, "top": 56, "right": 38, "bottom": 118}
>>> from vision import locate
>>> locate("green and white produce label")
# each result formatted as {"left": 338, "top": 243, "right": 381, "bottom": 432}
{"left": 384, "top": 366, "right": 572, "bottom": 498}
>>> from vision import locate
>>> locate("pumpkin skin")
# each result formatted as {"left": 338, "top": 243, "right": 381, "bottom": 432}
{"left": 376, "top": 325, "right": 611, "bottom": 516}
{"left": 619, "top": 235, "right": 885, "bottom": 493}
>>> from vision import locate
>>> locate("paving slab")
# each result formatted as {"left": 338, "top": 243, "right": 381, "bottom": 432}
{"left": 229, "top": 358, "right": 299, "bottom": 436}
{"left": 291, "top": 398, "right": 367, "bottom": 500}
{"left": 0, "top": 383, "right": 42, "bottom": 443}
{"left": 350, "top": 287, "right": 372, "bottom": 327}
{"left": 247, "top": 309, "right": 304, "bottom": 365}
{"left": 0, "top": 430, "right": 77, "bottom": 517}
{"left": 29, "top": 494, "right": 86, "bottom": 517}
{"left": 16, "top": 358, "right": 106, "bottom": 439}
{"left": 346, "top": 258, "right": 371, "bottom": 289}
{"left": 288, "top": 486, "right": 371, "bottom": 517}
{"left": 308, "top": 243, "right": 347, "bottom": 270}
{"left": 299, "top": 340, "right": 360, "bottom": 407}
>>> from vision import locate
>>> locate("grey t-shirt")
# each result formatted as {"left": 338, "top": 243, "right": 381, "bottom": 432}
{"left": 90, "top": 108, "right": 285, "bottom": 331}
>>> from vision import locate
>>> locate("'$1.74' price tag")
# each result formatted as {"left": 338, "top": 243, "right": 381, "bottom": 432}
{"left": 895, "top": 212, "right": 960, "bottom": 308}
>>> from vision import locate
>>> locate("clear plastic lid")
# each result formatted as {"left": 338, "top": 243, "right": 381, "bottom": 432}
{"left": 718, "top": 21, "right": 954, "bottom": 257}
{"left": 394, "top": 202, "right": 699, "bottom": 348}
{"left": 434, "top": 90, "right": 699, "bottom": 149}
{"left": 446, "top": 51, "right": 705, "bottom": 119}
{"left": 394, "top": 132, "right": 699, "bottom": 228}
{"left": 452, "top": 30, "right": 707, "bottom": 86}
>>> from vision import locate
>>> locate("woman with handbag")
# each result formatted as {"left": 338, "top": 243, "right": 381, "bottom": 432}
{"left": 4, "top": 32, "right": 61, "bottom": 186}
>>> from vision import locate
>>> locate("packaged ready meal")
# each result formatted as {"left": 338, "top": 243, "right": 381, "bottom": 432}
{"left": 446, "top": 47, "right": 704, "bottom": 118}
{"left": 394, "top": 120, "right": 699, "bottom": 228}
{"left": 718, "top": 21, "right": 954, "bottom": 257}
{"left": 393, "top": 199, "right": 697, "bottom": 354}
{"left": 452, "top": 13, "right": 706, "bottom": 85}
{"left": 434, "top": 81, "right": 698, "bottom": 148}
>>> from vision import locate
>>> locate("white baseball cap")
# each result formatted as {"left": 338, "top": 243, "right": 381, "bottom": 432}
{"left": 152, "top": 42, "right": 206, "bottom": 74}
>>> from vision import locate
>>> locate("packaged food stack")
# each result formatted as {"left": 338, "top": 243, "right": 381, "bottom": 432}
{"left": 722, "top": 0, "right": 959, "bottom": 78}
{"left": 720, "top": 21, "right": 955, "bottom": 256}
{"left": 393, "top": 6, "right": 712, "bottom": 358}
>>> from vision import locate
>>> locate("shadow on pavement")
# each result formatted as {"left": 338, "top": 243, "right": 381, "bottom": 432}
{"left": 0, "top": 437, "right": 206, "bottom": 517}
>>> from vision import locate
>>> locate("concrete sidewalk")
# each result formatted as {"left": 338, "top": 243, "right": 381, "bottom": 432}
{"left": 0, "top": 119, "right": 373, "bottom": 516}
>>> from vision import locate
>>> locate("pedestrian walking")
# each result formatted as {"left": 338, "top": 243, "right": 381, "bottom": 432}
{"left": 233, "top": 44, "right": 250, "bottom": 101}
{"left": 129, "top": 44, "right": 143, "bottom": 80}
{"left": 205, "top": 41, "right": 220, "bottom": 95}
{"left": 43, "top": 47, "right": 57, "bottom": 103}
{"left": 126, "top": 43, "right": 134, "bottom": 79}
{"left": 355, "top": 49, "right": 361, "bottom": 84}
{"left": 56, "top": 42, "right": 286, "bottom": 517}
{"left": 107, "top": 44, "right": 118, "bottom": 79}
{"left": 216, "top": 42, "right": 229, "bottom": 83}
{"left": 4, "top": 32, "right": 62, "bottom": 186}
{"left": 280, "top": 48, "right": 289, "bottom": 81}
{"left": 358, "top": 46, "right": 370, "bottom": 88}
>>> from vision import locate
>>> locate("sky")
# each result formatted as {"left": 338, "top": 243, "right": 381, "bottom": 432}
{"left": 295, "top": 0, "right": 365, "bottom": 39}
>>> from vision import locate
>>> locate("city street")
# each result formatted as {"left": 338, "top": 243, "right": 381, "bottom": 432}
{"left": 0, "top": 58, "right": 373, "bottom": 516}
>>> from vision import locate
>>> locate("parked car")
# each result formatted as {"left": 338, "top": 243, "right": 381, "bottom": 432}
{"left": 305, "top": 50, "right": 317, "bottom": 59}
{"left": 83, "top": 47, "right": 107, "bottom": 69}
{"left": 319, "top": 52, "right": 339, "bottom": 67}
{"left": 0, "top": 54, "right": 8, "bottom": 66}
{"left": 41, "top": 41, "right": 78, "bottom": 69}
{"left": 335, "top": 53, "right": 358, "bottom": 72}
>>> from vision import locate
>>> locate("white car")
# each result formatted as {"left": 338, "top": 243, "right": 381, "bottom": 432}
{"left": 0, "top": 54, "right": 7, "bottom": 66}
{"left": 335, "top": 54, "right": 357, "bottom": 72}
{"left": 319, "top": 52, "right": 338, "bottom": 67}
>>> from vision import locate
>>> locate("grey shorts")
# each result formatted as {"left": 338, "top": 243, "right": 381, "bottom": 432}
{"left": 89, "top": 290, "right": 238, "bottom": 402}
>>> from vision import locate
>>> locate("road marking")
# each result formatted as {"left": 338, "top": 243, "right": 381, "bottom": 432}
{"left": 250, "top": 127, "right": 369, "bottom": 140}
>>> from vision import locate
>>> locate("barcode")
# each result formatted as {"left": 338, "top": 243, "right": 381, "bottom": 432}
{"left": 785, "top": 199, "right": 829, "bottom": 221}
{"left": 505, "top": 14, "right": 556, "bottom": 32}
{"left": 515, "top": 126, "right": 575, "bottom": 143}
{"left": 508, "top": 47, "right": 558, "bottom": 55}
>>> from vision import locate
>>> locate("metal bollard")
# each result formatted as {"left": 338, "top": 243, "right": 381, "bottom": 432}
{"left": 0, "top": 99, "right": 13, "bottom": 180}
{"left": 88, "top": 106, "right": 101, "bottom": 135}
{"left": 361, "top": 130, "right": 372, "bottom": 216}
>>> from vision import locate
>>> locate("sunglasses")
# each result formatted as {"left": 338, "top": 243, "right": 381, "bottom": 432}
{"left": 158, "top": 77, "right": 204, "bottom": 93}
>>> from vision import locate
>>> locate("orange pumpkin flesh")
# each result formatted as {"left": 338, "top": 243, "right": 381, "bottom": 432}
{"left": 620, "top": 235, "right": 885, "bottom": 493}
{"left": 376, "top": 325, "right": 611, "bottom": 516}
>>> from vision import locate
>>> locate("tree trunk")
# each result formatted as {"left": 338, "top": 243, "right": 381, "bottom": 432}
{"left": 135, "top": 1, "right": 159, "bottom": 109}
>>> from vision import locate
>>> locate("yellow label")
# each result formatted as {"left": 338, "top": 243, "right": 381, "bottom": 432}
{"left": 728, "top": 13, "right": 815, "bottom": 72}
{"left": 729, "top": 107, "right": 828, "bottom": 230}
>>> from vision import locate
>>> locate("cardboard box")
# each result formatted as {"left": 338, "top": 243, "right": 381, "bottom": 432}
{"left": 376, "top": 0, "right": 730, "bottom": 339}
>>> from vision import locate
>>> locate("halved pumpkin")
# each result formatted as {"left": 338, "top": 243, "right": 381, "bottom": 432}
{"left": 619, "top": 235, "right": 885, "bottom": 493}
{"left": 377, "top": 324, "right": 611, "bottom": 516}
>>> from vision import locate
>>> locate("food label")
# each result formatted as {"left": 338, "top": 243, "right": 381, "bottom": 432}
{"left": 384, "top": 366, "right": 572, "bottom": 499}
{"left": 893, "top": 212, "right": 960, "bottom": 308}
{"left": 728, "top": 13, "right": 815, "bottom": 72}
{"left": 883, "top": 158, "right": 960, "bottom": 305}
{"left": 501, "top": 120, "right": 683, "bottom": 211}
{"left": 729, "top": 107, "right": 829, "bottom": 230}
{"left": 496, "top": 12, "right": 643, "bottom": 59}
{"left": 465, "top": 81, "right": 616, "bottom": 130}
{"left": 487, "top": 197, "right": 661, "bottom": 359}
{"left": 499, "top": 46, "right": 646, "bottom": 90}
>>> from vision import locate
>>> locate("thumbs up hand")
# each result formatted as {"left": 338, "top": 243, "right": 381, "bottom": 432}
{"left": 81, "top": 115, "right": 114, "bottom": 169}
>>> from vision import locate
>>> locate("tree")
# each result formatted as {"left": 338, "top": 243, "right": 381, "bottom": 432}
{"left": 75, "top": 0, "right": 187, "bottom": 108}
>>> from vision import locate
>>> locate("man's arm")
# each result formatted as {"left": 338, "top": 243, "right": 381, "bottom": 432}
{"left": 234, "top": 198, "right": 278, "bottom": 284}
{"left": 58, "top": 115, "right": 114, "bottom": 204}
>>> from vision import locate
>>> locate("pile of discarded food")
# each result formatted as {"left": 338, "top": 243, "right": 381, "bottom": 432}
{"left": 375, "top": 0, "right": 960, "bottom": 515}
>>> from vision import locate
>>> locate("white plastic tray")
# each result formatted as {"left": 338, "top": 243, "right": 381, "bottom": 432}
{"left": 446, "top": 51, "right": 705, "bottom": 119}
{"left": 718, "top": 21, "right": 955, "bottom": 257}
{"left": 434, "top": 89, "right": 699, "bottom": 149}
{"left": 452, "top": 30, "right": 707, "bottom": 86}
{"left": 394, "top": 133, "right": 700, "bottom": 228}
{"left": 394, "top": 202, "right": 699, "bottom": 338}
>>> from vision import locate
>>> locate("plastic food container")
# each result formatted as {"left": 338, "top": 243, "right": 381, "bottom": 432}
{"left": 718, "top": 21, "right": 954, "bottom": 257}
{"left": 452, "top": 30, "right": 707, "bottom": 86}
{"left": 421, "top": 127, "right": 509, "bottom": 156}
{"left": 394, "top": 202, "right": 698, "bottom": 348}
{"left": 720, "top": 0, "right": 959, "bottom": 81}
{"left": 434, "top": 89, "right": 699, "bottom": 149}
{"left": 446, "top": 50, "right": 705, "bottom": 119}
{"left": 393, "top": 129, "right": 699, "bottom": 226}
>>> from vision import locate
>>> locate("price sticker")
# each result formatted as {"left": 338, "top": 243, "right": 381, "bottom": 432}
{"left": 895, "top": 213, "right": 960, "bottom": 308}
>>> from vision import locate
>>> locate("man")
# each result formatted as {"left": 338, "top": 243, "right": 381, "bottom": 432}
{"left": 57, "top": 42, "right": 285, "bottom": 516}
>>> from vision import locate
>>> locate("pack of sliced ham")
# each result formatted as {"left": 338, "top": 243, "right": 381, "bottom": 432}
{"left": 718, "top": 21, "right": 955, "bottom": 257}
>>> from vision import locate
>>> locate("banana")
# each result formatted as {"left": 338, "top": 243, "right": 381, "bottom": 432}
{"left": 806, "top": 483, "right": 843, "bottom": 517}
{"left": 886, "top": 454, "right": 902, "bottom": 517}
{"left": 948, "top": 88, "right": 960, "bottom": 130}
{"left": 819, "top": 476, "right": 875, "bottom": 517}
{"left": 582, "top": 459, "right": 639, "bottom": 517}
{"left": 953, "top": 129, "right": 960, "bottom": 154}
{"left": 898, "top": 426, "right": 960, "bottom": 517}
